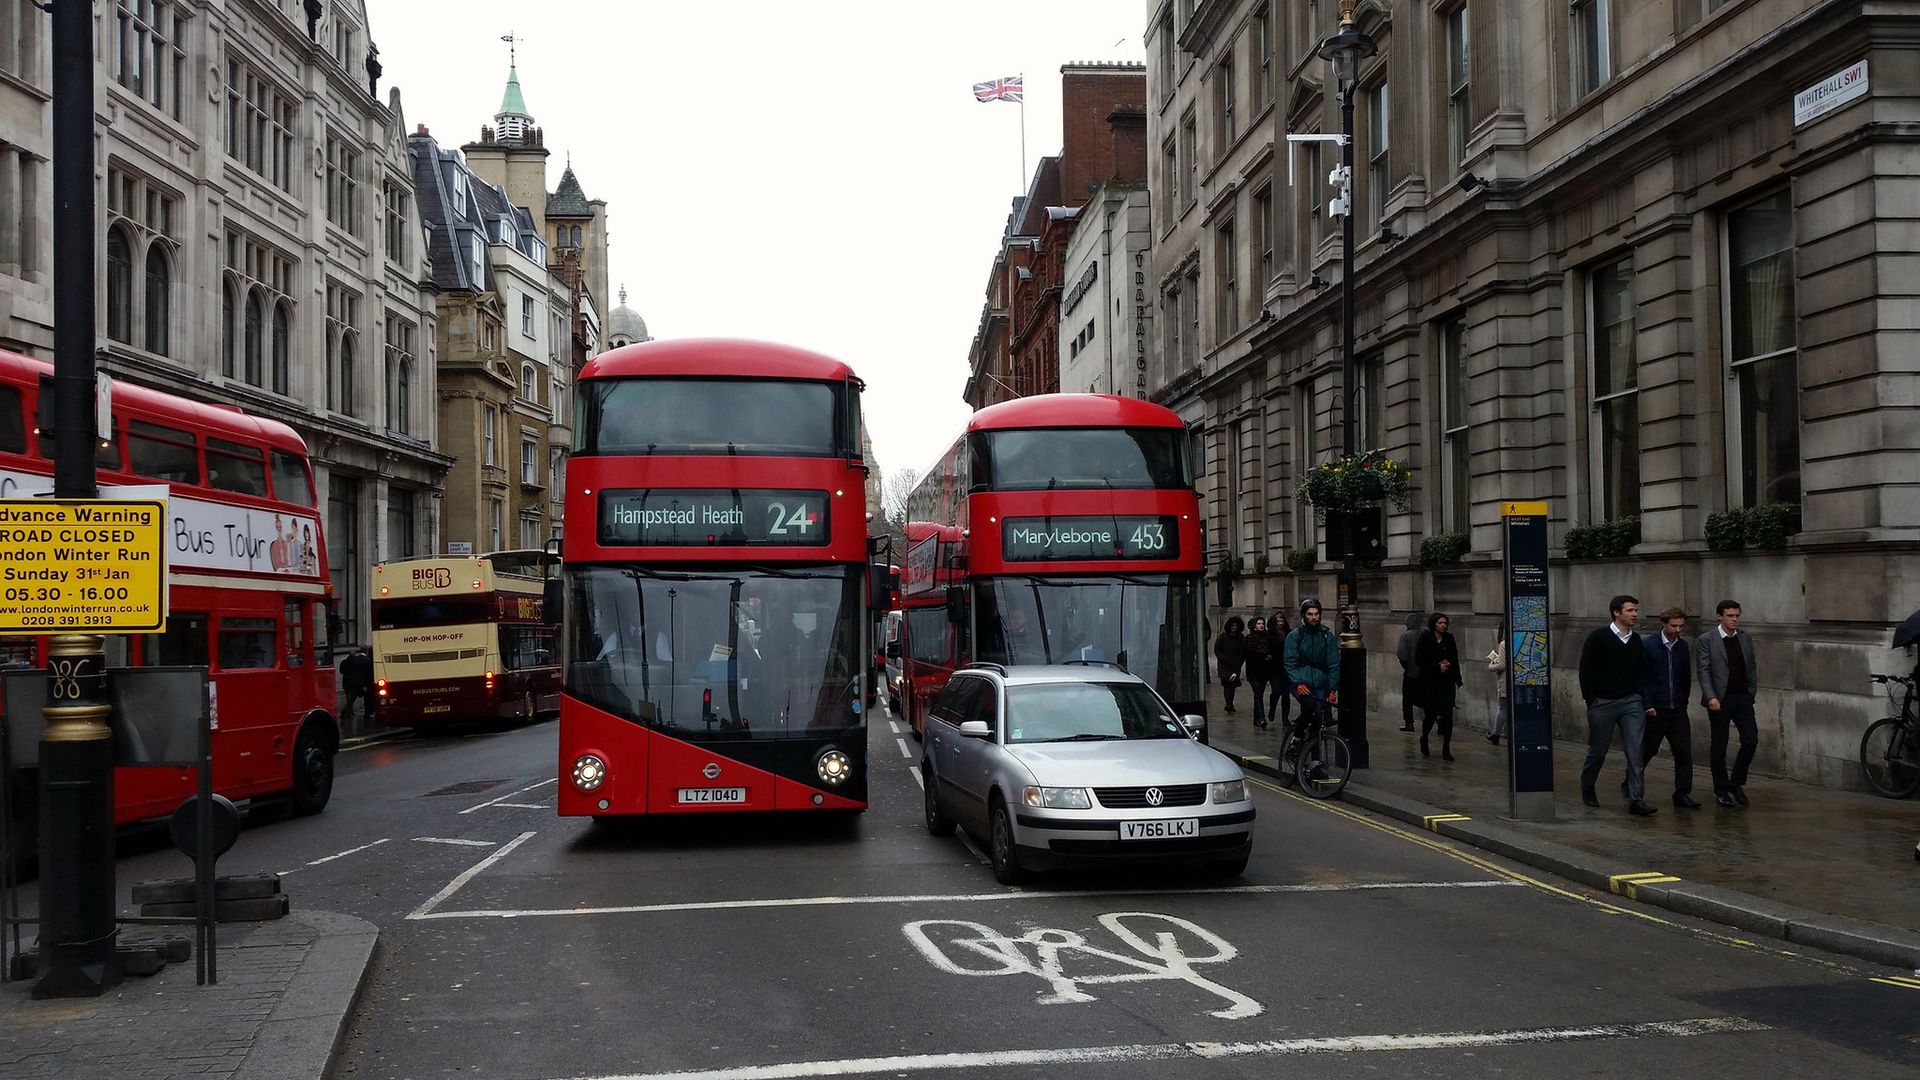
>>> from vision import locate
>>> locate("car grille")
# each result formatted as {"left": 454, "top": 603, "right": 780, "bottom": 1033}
{"left": 1048, "top": 834, "right": 1246, "bottom": 856}
{"left": 1094, "top": 784, "right": 1206, "bottom": 809}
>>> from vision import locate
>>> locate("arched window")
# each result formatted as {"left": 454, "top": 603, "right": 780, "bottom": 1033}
{"left": 325, "top": 330, "right": 337, "bottom": 411}
{"left": 384, "top": 354, "right": 398, "bottom": 429}
{"left": 397, "top": 360, "right": 412, "bottom": 434}
{"left": 244, "top": 290, "right": 264, "bottom": 386}
{"left": 272, "top": 303, "right": 291, "bottom": 394}
{"left": 144, "top": 244, "right": 170, "bottom": 356}
{"left": 106, "top": 229, "right": 133, "bottom": 344}
{"left": 570, "top": 225, "right": 582, "bottom": 247}
{"left": 222, "top": 280, "right": 238, "bottom": 377}
{"left": 339, "top": 334, "right": 355, "bottom": 416}
{"left": 521, "top": 363, "right": 537, "bottom": 402}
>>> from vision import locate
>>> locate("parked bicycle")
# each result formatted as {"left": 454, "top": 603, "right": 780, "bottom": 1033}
{"left": 1278, "top": 688, "right": 1352, "bottom": 799}
{"left": 1860, "top": 672, "right": 1919, "bottom": 798}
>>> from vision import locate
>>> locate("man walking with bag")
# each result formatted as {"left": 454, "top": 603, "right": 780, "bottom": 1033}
{"left": 1639, "top": 607, "right": 1700, "bottom": 809}
{"left": 1698, "top": 600, "right": 1759, "bottom": 807}
{"left": 1578, "top": 595, "right": 1656, "bottom": 816}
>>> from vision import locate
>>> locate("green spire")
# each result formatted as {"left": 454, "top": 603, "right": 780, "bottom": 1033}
{"left": 498, "top": 64, "right": 530, "bottom": 119}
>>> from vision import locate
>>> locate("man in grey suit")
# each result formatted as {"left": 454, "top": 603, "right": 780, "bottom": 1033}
{"left": 1697, "top": 599, "right": 1759, "bottom": 807}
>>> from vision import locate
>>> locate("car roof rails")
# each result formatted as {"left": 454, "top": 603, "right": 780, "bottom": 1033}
{"left": 1062, "top": 658, "right": 1126, "bottom": 670}
{"left": 963, "top": 661, "right": 1008, "bottom": 675}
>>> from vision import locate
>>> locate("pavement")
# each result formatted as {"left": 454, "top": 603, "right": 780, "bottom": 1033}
{"left": 0, "top": 908, "right": 377, "bottom": 1080}
{"left": 1204, "top": 679, "right": 1920, "bottom": 968}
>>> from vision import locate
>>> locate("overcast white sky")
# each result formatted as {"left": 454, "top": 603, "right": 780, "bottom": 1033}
{"left": 371, "top": 1, "right": 1148, "bottom": 480}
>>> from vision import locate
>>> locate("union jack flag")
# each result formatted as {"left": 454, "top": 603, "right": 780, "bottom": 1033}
{"left": 972, "top": 76, "right": 1023, "bottom": 103}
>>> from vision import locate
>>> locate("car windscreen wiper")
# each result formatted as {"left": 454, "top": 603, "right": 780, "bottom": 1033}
{"left": 1043, "top": 733, "right": 1126, "bottom": 742}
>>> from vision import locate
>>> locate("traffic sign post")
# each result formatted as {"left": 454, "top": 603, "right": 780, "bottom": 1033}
{"left": 0, "top": 501, "right": 167, "bottom": 634}
{"left": 1502, "top": 501, "right": 1554, "bottom": 821}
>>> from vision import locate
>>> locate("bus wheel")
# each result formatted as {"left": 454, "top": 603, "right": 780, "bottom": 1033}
{"left": 522, "top": 691, "right": 536, "bottom": 720}
{"left": 291, "top": 724, "right": 336, "bottom": 817}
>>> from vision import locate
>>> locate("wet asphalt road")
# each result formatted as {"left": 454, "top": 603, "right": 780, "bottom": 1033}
{"left": 100, "top": 711, "right": 1920, "bottom": 1080}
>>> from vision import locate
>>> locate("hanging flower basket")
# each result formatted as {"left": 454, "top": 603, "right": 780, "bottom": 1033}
{"left": 1299, "top": 451, "right": 1413, "bottom": 512}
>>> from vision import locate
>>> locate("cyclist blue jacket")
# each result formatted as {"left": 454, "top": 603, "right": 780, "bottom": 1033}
{"left": 1283, "top": 623, "right": 1342, "bottom": 694}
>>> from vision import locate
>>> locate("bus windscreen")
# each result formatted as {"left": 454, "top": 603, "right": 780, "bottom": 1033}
{"left": 976, "top": 427, "right": 1189, "bottom": 490}
{"left": 579, "top": 379, "right": 840, "bottom": 457}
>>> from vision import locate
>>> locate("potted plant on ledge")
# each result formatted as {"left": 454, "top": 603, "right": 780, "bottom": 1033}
{"left": 1299, "top": 450, "right": 1412, "bottom": 563}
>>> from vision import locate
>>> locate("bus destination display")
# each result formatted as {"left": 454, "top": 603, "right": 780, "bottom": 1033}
{"left": 1001, "top": 516, "right": 1179, "bottom": 562}
{"left": 599, "top": 489, "right": 830, "bottom": 547}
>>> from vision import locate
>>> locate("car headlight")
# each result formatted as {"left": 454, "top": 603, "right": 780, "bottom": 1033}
{"left": 1210, "top": 780, "right": 1247, "bottom": 804}
{"left": 1022, "top": 786, "right": 1091, "bottom": 810}
{"left": 571, "top": 754, "right": 607, "bottom": 792}
{"left": 816, "top": 749, "right": 851, "bottom": 785}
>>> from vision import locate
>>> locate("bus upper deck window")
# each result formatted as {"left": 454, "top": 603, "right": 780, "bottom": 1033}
{"left": 271, "top": 450, "right": 316, "bottom": 506}
{"left": 207, "top": 438, "right": 269, "bottom": 496}
{"left": 0, "top": 385, "right": 25, "bottom": 454}
{"left": 127, "top": 420, "right": 201, "bottom": 485}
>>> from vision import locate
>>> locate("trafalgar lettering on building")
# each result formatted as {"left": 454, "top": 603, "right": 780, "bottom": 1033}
{"left": 0, "top": 469, "right": 321, "bottom": 579}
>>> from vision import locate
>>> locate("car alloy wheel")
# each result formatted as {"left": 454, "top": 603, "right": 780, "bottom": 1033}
{"left": 989, "top": 800, "right": 1025, "bottom": 886}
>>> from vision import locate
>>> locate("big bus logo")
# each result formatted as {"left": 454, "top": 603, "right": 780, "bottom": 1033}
{"left": 411, "top": 567, "right": 453, "bottom": 590}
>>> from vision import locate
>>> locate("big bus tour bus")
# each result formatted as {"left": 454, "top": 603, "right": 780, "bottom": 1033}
{"left": 0, "top": 347, "right": 339, "bottom": 853}
{"left": 557, "top": 340, "right": 881, "bottom": 816}
{"left": 892, "top": 522, "right": 964, "bottom": 739}
{"left": 906, "top": 394, "right": 1207, "bottom": 720}
{"left": 371, "top": 550, "right": 560, "bottom": 726}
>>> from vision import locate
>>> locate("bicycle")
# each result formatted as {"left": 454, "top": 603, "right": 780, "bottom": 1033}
{"left": 1860, "top": 672, "right": 1920, "bottom": 798}
{"left": 1279, "top": 689, "right": 1352, "bottom": 800}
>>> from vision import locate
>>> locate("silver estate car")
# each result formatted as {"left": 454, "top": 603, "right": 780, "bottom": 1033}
{"left": 922, "top": 663, "right": 1254, "bottom": 883}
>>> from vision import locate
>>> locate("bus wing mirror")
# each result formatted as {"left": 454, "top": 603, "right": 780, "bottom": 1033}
{"left": 946, "top": 587, "right": 968, "bottom": 625}
{"left": 543, "top": 578, "right": 565, "bottom": 625}
{"left": 867, "top": 564, "right": 890, "bottom": 613}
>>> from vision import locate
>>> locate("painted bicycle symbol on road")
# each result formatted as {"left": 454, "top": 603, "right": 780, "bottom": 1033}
{"left": 902, "top": 912, "right": 1262, "bottom": 1019}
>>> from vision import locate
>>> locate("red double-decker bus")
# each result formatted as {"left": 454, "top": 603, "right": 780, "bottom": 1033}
{"left": 892, "top": 521, "right": 964, "bottom": 738}
{"left": 0, "top": 347, "right": 339, "bottom": 846}
{"left": 906, "top": 394, "right": 1207, "bottom": 719}
{"left": 556, "top": 340, "right": 879, "bottom": 816}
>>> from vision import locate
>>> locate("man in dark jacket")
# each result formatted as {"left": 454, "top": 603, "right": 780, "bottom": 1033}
{"left": 1578, "top": 595, "right": 1655, "bottom": 816}
{"left": 1283, "top": 598, "right": 1341, "bottom": 715}
{"left": 1638, "top": 607, "right": 1699, "bottom": 809}
{"left": 1697, "top": 599, "right": 1759, "bottom": 807}
{"left": 340, "top": 647, "right": 374, "bottom": 724}
{"left": 1395, "top": 613, "right": 1421, "bottom": 732}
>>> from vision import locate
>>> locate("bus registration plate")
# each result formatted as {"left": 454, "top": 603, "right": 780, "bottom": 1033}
{"left": 677, "top": 787, "right": 747, "bottom": 804}
{"left": 1120, "top": 819, "right": 1198, "bottom": 841}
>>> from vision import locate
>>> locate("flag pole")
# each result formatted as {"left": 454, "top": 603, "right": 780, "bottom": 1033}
{"left": 1018, "top": 73, "right": 1028, "bottom": 188}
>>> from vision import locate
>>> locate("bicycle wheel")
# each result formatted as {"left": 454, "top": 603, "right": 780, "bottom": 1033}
{"left": 1860, "top": 718, "right": 1920, "bottom": 798}
{"left": 1295, "top": 729, "right": 1352, "bottom": 800}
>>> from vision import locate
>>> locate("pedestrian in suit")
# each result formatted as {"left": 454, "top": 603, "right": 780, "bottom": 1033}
{"left": 1640, "top": 607, "right": 1700, "bottom": 809}
{"left": 1698, "top": 599, "right": 1759, "bottom": 807}
{"left": 1396, "top": 613, "right": 1422, "bottom": 733}
{"left": 1578, "top": 595, "right": 1656, "bottom": 816}
{"left": 1214, "top": 617, "right": 1246, "bottom": 714}
{"left": 1414, "top": 612, "right": 1463, "bottom": 761}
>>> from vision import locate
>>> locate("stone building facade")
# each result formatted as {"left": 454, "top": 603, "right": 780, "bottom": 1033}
{"left": 1058, "top": 180, "right": 1153, "bottom": 397}
{"left": 1145, "top": 0, "right": 1920, "bottom": 788}
{"left": 0, "top": 0, "right": 452, "bottom": 646}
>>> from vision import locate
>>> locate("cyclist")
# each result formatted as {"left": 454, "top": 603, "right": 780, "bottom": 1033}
{"left": 1283, "top": 597, "right": 1342, "bottom": 750}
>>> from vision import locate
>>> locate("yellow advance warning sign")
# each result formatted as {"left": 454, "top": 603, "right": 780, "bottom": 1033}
{"left": 0, "top": 500, "right": 167, "bottom": 633}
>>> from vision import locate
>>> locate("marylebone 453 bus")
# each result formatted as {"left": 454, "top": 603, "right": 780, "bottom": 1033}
{"left": 371, "top": 550, "right": 560, "bottom": 726}
{"left": 906, "top": 394, "right": 1207, "bottom": 721}
{"left": 0, "top": 347, "right": 341, "bottom": 854}
{"left": 556, "top": 339, "right": 883, "bottom": 816}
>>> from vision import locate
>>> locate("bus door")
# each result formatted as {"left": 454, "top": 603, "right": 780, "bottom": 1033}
{"left": 283, "top": 598, "right": 322, "bottom": 721}
{"left": 214, "top": 613, "right": 287, "bottom": 790}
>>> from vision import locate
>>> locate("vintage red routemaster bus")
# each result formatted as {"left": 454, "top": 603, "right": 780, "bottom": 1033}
{"left": 0, "top": 347, "right": 340, "bottom": 845}
{"left": 906, "top": 394, "right": 1207, "bottom": 720}
{"left": 371, "top": 551, "right": 560, "bottom": 726}
{"left": 556, "top": 340, "right": 880, "bottom": 816}
{"left": 891, "top": 522, "right": 964, "bottom": 739}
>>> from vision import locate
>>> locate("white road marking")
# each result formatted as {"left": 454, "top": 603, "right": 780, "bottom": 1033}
{"left": 894, "top": 738, "right": 912, "bottom": 759}
{"left": 553, "top": 1016, "right": 1767, "bottom": 1080}
{"left": 887, "top": 721, "right": 900, "bottom": 735}
{"left": 280, "top": 837, "right": 390, "bottom": 873}
{"left": 413, "top": 837, "right": 498, "bottom": 847}
{"left": 954, "top": 830, "right": 990, "bottom": 866}
{"left": 906, "top": 767, "right": 924, "bottom": 789}
{"left": 407, "top": 830, "right": 538, "bottom": 920}
{"left": 489, "top": 803, "right": 551, "bottom": 810}
{"left": 461, "top": 777, "right": 559, "bottom": 814}
{"left": 905, "top": 912, "right": 1261, "bottom": 1019}
{"left": 411, "top": 879, "right": 1519, "bottom": 921}
{"left": 339, "top": 733, "right": 406, "bottom": 754}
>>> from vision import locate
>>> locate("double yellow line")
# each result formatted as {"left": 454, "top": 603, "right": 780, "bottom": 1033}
{"left": 1870, "top": 974, "right": 1920, "bottom": 992}
{"left": 1608, "top": 871, "right": 1682, "bottom": 900}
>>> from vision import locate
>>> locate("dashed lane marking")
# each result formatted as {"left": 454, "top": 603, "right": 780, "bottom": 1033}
{"left": 278, "top": 837, "right": 390, "bottom": 875}
{"left": 460, "top": 777, "right": 559, "bottom": 814}
{"left": 552, "top": 1016, "right": 1769, "bottom": 1080}
{"left": 888, "top": 721, "right": 901, "bottom": 735}
{"left": 407, "top": 830, "right": 538, "bottom": 920}
{"left": 489, "top": 803, "right": 551, "bottom": 809}
{"left": 413, "top": 837, "right": 498, "bottom": 847}
{"left": 895, "top": 737, "right": 913, "bottom": 759}
{"left": 408, "top": 879, "right": 1517, "bottom": 922}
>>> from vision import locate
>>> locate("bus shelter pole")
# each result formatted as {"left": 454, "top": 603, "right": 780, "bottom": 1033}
{"left": 34, "top": 0, "right": 120, "bottom": 999}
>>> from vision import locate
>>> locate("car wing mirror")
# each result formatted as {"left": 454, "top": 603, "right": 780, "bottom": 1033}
{"left": 958, "top": 720, "right": 992, "bottom": 739}
{"left": 1180, "top": 714, "right": 1206, "bottom": 736}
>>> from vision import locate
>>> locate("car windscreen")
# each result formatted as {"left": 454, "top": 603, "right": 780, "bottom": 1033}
{"left": 1004, "top": 681, "right": 1189, "bottom": 744}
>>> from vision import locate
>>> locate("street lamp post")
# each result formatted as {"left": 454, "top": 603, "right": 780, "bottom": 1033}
{"left": 1318, "top": 0, "right": 1377, "bottom": 769}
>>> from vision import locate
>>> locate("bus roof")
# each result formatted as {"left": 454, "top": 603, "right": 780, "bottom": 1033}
{"left": 967, "top": 394, "right": 1185, "bottom": 433}
{"left": 0, "top": 349, "right": 310, "bottom": 456}
{"left": 903, "top": 521, "right": 958, "bottom": 544}
{"left": 579, "top": 339, "right": 858, "bottom": 383}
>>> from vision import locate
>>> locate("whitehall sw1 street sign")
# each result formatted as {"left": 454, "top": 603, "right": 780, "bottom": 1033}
{"left": 1793, "top": 60, "right": 1868, "bottom": 127}
{"left": 0, "top": 500, "right": 167, "bottom": 633}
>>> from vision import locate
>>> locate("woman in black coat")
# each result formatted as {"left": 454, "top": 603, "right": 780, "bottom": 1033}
{"left": 1414, "top": 611, "right": 1464, "bottom": 760}
{"left": 1213, "top": 617, "right": 1246, "bottom": 714}
{"left": 1265, "top": 611, "right": 1292, "bottom": 730}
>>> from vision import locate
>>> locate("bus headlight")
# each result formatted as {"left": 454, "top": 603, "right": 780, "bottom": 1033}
{"left": 1023, "top": 786, "right": 1092, "bottom": 810}
{"left": 571, "top": 754, "right": 607, "bottom": 792}
{"left": 816, "top": 749, "right": 851, "bottom": 785}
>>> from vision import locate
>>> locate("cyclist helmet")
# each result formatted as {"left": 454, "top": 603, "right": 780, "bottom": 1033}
{"left": 1300, "top": 597, "right": 1323, "bottom": 616}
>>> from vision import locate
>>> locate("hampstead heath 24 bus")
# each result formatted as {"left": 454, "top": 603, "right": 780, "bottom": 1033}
{"left": 906, "top": 394, "right": 1207, "bottom": 721}
{"left": 557, "top": 339, "right": 880, "bottom": 816}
